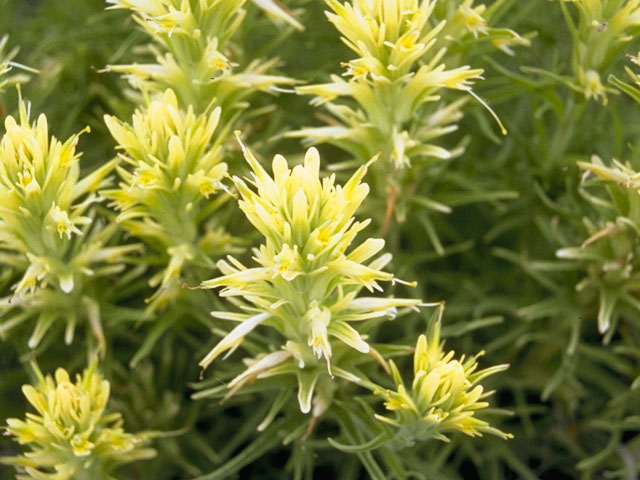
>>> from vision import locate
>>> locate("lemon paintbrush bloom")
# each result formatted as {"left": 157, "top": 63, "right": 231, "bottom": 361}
{"left": 106, "top": 0, "right": 297, "bottom": 115}
{"left": 375, "top": 304, "right": 512, "bottom": 443}
{"left": 104, "top": 89, "right": 232, "bottom": 311}
{"left": 1, "top": 362, "right": 155, "bottom": 480}
{"left": 199, "top": 136, "right": 421, "bottom": 413}
{"left": 0, "top": 100, "right": 111, "bottom": 296}
{"left": 0, "top": 95, "right": 138, "bottom": 349}
{"left": 291, "top": 0, "right": 509, "bottom": 171}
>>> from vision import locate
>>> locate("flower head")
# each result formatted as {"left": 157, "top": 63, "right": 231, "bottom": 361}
{"left": 290, "top": 0, "right": 508, "bottom": 173}
{"left": 325, "top": 0, "right": 440, "bottom": 80}
{"left": 199, "top": 138, "right": 420, "bottom": 412}
{"left": 556, "top": 156, "right": 640, "bottom": 337}
{"left": 1, "top": 362, "right": 155, "bottom": 480}
{"left": 375, "top": 304, "right": 511, "bottom": 443}
{"left": 104, "top": 89, "right": 226, "bottom": 229}
{"left": 0, "top": 94, "right": 141, "bottom": 349}
{"left": 106, "top": 0, "right": 296, "bottom": 115}
{"left": 104, "top": 89, "right": 233, "bottom": 310}
{"left": 0, "top": 97, "right": 116, "bottom": 296}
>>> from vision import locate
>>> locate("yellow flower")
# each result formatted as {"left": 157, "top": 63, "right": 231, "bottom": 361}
{"left": 574, "top": 68, "right": 609, "bottom": 105}
{"left": 199, "top": 137, "right": 421, "bottom": 412}
{"left": 306, "top": 301, "right": 333, "bottom": 363}
{"left": 291, "top": 0, "right": 507, "bottom": 171}
{"left": 375, "top": 304, "right": 512, "bottom": 443}
{"left": 0, "top": 97, "right": 113, "bottom": 296}
{"left": 104, "top": 89, "right": 232, "bottom": 310}
{"left": 1, "top": 107, "right": 90, "bottom": 245}
{"left": 0, "top": 94, "right": 140, "bottom": 349}
{"left": 48, "top": 204, "right": 85, "bottom": 239}
{"left": 457, "top": 3, "right": 489, "bottom": 38}
{"left": 325, "top": 0, "right": 442, "bottom": 80}
{"left": 105, "top": 89, "right": 225, "bottom": 222}
{"left": 1, "top": 362, "right": 156, "bottom": 480}
{"left": 106, "top": 0, "right": 296, "bottom": 114}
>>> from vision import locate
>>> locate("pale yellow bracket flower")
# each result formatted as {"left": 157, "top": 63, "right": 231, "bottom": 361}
{"left": 375, "top": 303, "right": 512, "bottom": 443}
{"left": 289, "top": 0, "right": 506, "bottom": 172}
{"left": 198, "top": 135, "right": 421, "bottom": 413}
{"left": 0, "top": 99, "right": 111, "bottom": 296}
{"left": 1, "top": 362, "right": 156, "bottom": 480}
{"left": 0, "top": 93, "right": 138, "bottom": 349}
{"left": 106, "top": 0, "right": 297, "bottom": 115}
{"left": 104, "top": 89, "right": 235, "bottom": 312}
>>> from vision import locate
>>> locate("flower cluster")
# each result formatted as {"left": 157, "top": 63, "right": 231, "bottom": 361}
{"left": 106, "top": 0, "right": 296, "bottom": 116}
{"left": 0, "top": 96, "right": 137, "bottom": 348}
{"left": 199, "top": 138, "right": 421, "bottom": 413}
{"left": 434, "top": 0, "right": 530, "bottom": 56}
{"left": 375, "top": 304, "right": 511, "bottom": 443}
{"left": 556, "top": 0, "right": 640, "bottom": 104}
{"left": 289, "top": 0, "right": 517, "bottom": 170}
{"left": 1, "top": 363, "right": 155, "bottom": 480}
{"left": 103, "top": 0, "right": 298, "bottom": 314}
{"left": 104, "top": 89, "right": 235, "bottom": 310}
{"left": 556, "top": 156, "right": 640, "bottom": 338}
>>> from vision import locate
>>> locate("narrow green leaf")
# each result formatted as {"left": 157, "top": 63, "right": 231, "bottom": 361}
{"left": 327, "top": 431, "right": 391, "bottom": 453}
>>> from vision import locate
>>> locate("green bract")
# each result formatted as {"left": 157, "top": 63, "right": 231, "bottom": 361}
{"left": 557, "top": 156, "right": 640, "bottom": 337}
{"left": 0, "top": 35, "right": 34, "bottom": 93}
